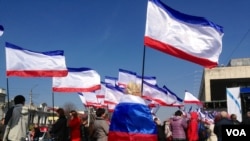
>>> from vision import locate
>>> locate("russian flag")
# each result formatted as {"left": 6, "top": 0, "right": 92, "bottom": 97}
{"left": 144, "top": 0, "right": 223, "bottom": 68}
{"left": 5, "top": 42, "right": 68, "bottom": 77}
{"left": 52, "top": 67, "right": 101, "bottom": 92}
{"left": 108, "top": 94, "right": 157, "bottom": 141}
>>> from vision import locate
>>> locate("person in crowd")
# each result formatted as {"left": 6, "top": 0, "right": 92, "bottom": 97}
{"left": 213, "top": 111, "right": 232, "bottom": 141}
{"left": 206, "top": 121, "right": 217, "bottom": 141}
{"left": 230, "top": 114, "right": 241, "bottom": 125}
{"left": 154, "top": 117, "right": 166, "bottom": 141}
{"left": 32, "top": 123, "right": 41, "bottom": 141}
{"left": 170, "top": 110, "right": 188, "bottom": 141}
{"left": 68, "top": 110, "right": 82, "bottom": 141}
{"left": 186, "top": 112, "right": 199, "bottom": 141}
{"left": 92, "top": 108, "right": 109, "bottom": 141}
{"left": 163, "top": 118, "right": 172, "bottom": 141}
{"left": 198, "top": 118, "right": 210, "bottom": 141}
{"left": 80, "top": 114, "right": 89, "bottom": 141}
{"left": 241, "top": 111, "right": 250, "bottom": 125}
{"left": 3, "top": 95, "right": 29, "bottom": 141}
{"left": 50, "top": 108, "right": 69, "bottom": 141}
{"left": 0, "top": 118, "right": 5, "bottom": 141}
{"left": 29, "top": 126, "right": 36, "bottom": 141}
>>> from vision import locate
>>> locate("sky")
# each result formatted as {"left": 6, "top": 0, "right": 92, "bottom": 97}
{"left": 0, "top": 0, "right": 250, "bottom": 121}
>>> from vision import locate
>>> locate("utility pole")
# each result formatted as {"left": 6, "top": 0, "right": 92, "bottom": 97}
{"left": 30, "top": 84, "right": 38, "bottom": 109}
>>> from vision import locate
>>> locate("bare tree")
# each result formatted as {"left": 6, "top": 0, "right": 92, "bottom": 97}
{"left": 63, "top": 102, "right": 77, "bottom": 117}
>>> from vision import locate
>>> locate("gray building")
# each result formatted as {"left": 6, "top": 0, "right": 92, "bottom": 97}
{"left": 198, "top": 58, "right": 250, "bottom": 110}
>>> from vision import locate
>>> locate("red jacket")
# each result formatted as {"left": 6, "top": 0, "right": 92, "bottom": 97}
{"left": 187, "top": 112, "right": 199, "bottom": 141}
{"left": 68, "top": 117, "right": 81, "bottom": 141}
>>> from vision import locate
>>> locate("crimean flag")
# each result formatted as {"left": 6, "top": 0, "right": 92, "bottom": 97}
{"left": 136, "top": 75, "right": 157, "bottom": 86}
{"left": 108, "top": 94, "right": 157, "bottom": 141}
{"left": 52, "top": 67, "right": 101, "bottom": 92}
{"left": 184, "top": 90, "right": 203, "bottom": 106}
{"left": 144, "top": 0, "right": 224, "bottom": 68}
{"left": 142, "top": 81, "right": 176, "bottom": 106}
{"left": 5, "top": 42, "right": 68, "bottom": 77}
{"left": 118, "top": 68, "right": 137, "bottom": 87}
{"left": 104, "top": 84, "right": 124, "bottom": 105}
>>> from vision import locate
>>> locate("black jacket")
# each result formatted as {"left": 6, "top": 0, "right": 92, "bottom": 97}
{"left": 50, "top": 115, "right": 69, "bottom": 141}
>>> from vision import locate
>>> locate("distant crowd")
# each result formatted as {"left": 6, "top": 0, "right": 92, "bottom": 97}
{"left": 1, "top": 94, "right": 250, "bottom": 141}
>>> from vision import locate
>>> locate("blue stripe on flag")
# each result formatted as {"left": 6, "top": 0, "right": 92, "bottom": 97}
{"left": 227, "top": 89, "right": 241, "bottom": 113}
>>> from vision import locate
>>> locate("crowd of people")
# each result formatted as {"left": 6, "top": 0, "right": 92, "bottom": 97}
{"left": 2, "top": 92, "right": 250, "bottom": 141}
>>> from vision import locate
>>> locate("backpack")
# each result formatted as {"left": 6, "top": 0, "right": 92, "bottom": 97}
{"left": 198, "top": 122, "right": 210, "bottom": 141}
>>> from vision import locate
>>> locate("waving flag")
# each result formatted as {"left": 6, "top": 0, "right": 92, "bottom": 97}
{"left": 104, "top": 84, "right": 124, "bottom": 105}
{"left": 184, "top": 90, "right": 203, "bottom": 105}
{"left": 142, "top": 81, "right": 176, "bottom": 106}
{"left": 163, "top": 85, "right": 183, "bottom": 102}
{"left": 95, "top": 82, "right": 106, "bottom": 98}
{"left": 136, "top": 75, "right": 157, "bottom": 86}
{"left": 52, "top": 67, "right": 101, "bottom": 92}
{"left": 104, "top": 76, "right": 118, "bottom": 87}
{"left": 5, "top": 42, "right": 68, "bottom": 77}
{"left": 108, "top": 94, "right": 157, "bottom": 141}
{"left": 144, "top": 0, "right": 224, "bottom": 68}
{"left": 118, "top": 69, "right": 137, "bottom": 87}
{"left": 78, "top": 92, "right": 102, "bottom": 108}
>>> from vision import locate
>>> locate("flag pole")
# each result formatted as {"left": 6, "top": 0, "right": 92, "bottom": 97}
{"left": 52, "top": 91, "right": 55, "bottom": 123}
{"left": 6, "top": 77, "right": 10, "bottom": 109}
{"left": 140, "top": 45, "right": 146, "bottom": 94}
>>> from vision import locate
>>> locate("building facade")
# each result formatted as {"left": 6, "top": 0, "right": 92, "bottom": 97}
{"left": 199, "top": 58, "right": 250, "bottom": 110}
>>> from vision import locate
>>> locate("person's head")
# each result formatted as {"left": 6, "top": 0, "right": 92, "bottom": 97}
{"left": 247, "top": 111, "right": 250, "bottom": 117}
{"left": 230, "top": 114, "right": 237, "bottom": 120}
{"left": 70, "top": 110, "right": 78, "bottom": 118}
{"left": 214, "top": 113, "right": 221, "bottom": 123}
{"left": 56, "top": 108, "right": 65, "bottom": 116}
{"left": 174, "top": 110, "right": 183, "bottom": 116}
{"left": 220, "top": 111, "right": 228, "bottom": 118}
{"left": 95, "top": 108, "right": 106, "bottom": 118}
{"left": 154, "top": 117, "right": 161, "bottom": 125}
{"left": 14, "top": 95, "right": 25, "bottom": 105}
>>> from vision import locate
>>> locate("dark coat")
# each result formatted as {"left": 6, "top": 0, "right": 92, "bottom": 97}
{"left": 50, "top": 115, "right": 69, "bottom": 141}
{"left": 214, "top": 118, "right": 233, "bottom": 141}
{"left": 157, "top": 124, "right": 166, "bottom": 141}
{"left": 241, "top": 117, "right": 250, "bottom": 125}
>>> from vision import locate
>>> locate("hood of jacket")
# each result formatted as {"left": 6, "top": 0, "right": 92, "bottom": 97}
{"left": 190, "top": 112, "right": 198, "bottom": 119}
